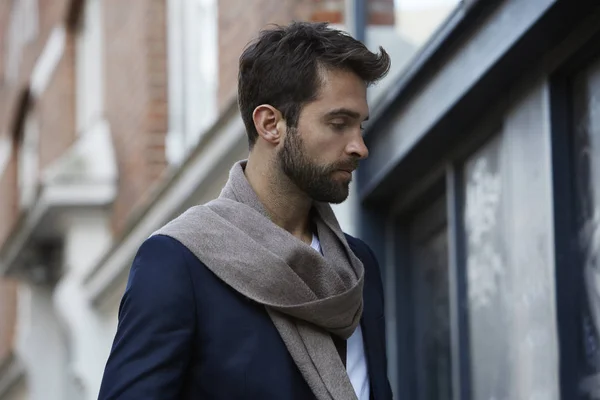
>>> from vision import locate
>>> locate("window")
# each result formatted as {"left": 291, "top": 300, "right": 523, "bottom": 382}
{"left": 463, "top": 136, "right": 511, "bottom": 399}
{"left": 390, "top": 182, "right": 453, "bottom": 399}
{"left": 386, "top": 79, "right": 559, "bottom": 400}
{"left": 571, "top": 54, "right": 600, "bottom": 398}
{"left": 407, "top": 197, "right": 452, "bottom": 400}
{"left": 75, "top": 0, "right": 104, "bottom": 135}
{"left": 5, "top": 0, "right": 39, "bottom": 83}
{"left": 461, "top": 98, "right": 558, "bottom": 399}
{"left": 18, "top": 112, "right": 39, "bottom": 210}
{"left": 166, "top": 0, "right": 218, "bottom": 165}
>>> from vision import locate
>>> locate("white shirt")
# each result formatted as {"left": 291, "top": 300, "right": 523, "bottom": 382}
{"left": 310, "top": 234, "right": 371, "bottom": 400}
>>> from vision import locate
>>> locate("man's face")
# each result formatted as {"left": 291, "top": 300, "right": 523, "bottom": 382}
{"left": 277, "top": 68, "right": 370, "bottom": 204}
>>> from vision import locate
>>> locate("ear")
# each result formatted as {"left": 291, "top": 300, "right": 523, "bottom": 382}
{"left": 252, "top": 105, "right": 284, "bottom": 146}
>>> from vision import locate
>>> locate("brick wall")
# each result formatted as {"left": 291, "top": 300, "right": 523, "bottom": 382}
{"left": 0, "top": 0, "right": 73, "bottom": 373}
{"left": 0, "top": 141, "right": 17, "bottom": 248}
{"left": 0, "top": 131, "right": 17, "bottom": 370}
{"left": 39, "top": 0, "right": 71, "bottom": 33}
{"left": 38, "top": 33, "right": 76, "bottom": 171}
{"left": 0, "top": 1, "right": 10, "bottom": 81}
{"left": 0, "top": 0, "right": 19, "bottom": 249}
{"left": 0, "top": 0, "right": 75, "bottom": 178}
{"left": 36, "top": 0, "right": 76, "bottom": 171}
{"left": 0, "top": 0, "right": 171, "bottom": 373}
{"left": 310, "top": 0, "right": 344, "bottom": 24}
{"left": 144, "top": 0, "right": 169, "bottom": 184}
{"left": 103, "top": 0, "right": 168, "bottom": 234}
{"left": 0, "top": 1, "right": 73, "bottom": 248}
{"left": 13, "top": 0, "right": 70, "bottom": 93}
{"left": 0, "top": 279, "right": 17, "bottom": 363}
{"left": 368, "top": 0, "right": 395, "bottom": 25}
{"left": 0, "top": 0, "right": 170, "bottom": 238}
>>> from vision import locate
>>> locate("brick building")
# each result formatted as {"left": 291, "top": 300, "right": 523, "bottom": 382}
{"left": 0, "top": 0, "right": 403, "bottom": 399}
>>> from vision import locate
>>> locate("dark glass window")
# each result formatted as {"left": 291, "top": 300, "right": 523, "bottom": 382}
{"left": 407, "top": 197, "right": 452, "bottom": 400}
{"left": 572, "top": 55, "right": 600, "bottom": 397}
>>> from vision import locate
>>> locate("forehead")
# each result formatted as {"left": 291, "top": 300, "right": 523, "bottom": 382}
{"left": 304, "top": 68, "right": 369, "bottom": 119}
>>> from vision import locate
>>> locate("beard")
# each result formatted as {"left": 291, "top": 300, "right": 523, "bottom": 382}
{"left": 277, "top": 127, "right": 359, "bottom": 204}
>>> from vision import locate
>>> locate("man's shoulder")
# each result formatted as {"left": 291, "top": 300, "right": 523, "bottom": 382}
{"left": 344, "top": 234, "right": 378, "bottom": 266}
{"left": 139, "top": 233, "right": 188, "bottom": 256}
{"left": 343, "top": 233, "right": 363, "bottom": 249}
{"left": 135, "top": 233, "right": 205, "bottom": 272}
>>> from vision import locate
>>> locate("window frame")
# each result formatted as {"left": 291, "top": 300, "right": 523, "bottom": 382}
{"left": 375, "top": 77, "right": 563, "bottom": 398}
{"left": 165, "top": 0, "right": 218, "bottom": 166}
{"left": 17, "top": 110, "right": 39, "bottom": 210}
{"left": 75, "top": 0, "right": 104, "bottom": 137}
{"left": 389, "top": 181, "right": 447, "bottom": 398}
{"left": 549, "top": 27, "right": 600, "bottom": 400}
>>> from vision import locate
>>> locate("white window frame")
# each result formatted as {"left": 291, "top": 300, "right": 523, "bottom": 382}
{"left": 75, "top": 0, "right": 104, "bottom": 136}
{"left": 18, "top": 112, "right": 40, "bottom": 210}
{"left": 166, "top": 0, "right": 218, "bottom": 165}
{"left": 0, "top": 136, "right": 12, "bottom": 178}
{"left": 5, "top": 0, "right": 39, "bottom": 83}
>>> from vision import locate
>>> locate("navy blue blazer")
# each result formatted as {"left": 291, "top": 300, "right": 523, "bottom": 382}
{"left": 99, "top": 233, "right": 392, "bottom": 399}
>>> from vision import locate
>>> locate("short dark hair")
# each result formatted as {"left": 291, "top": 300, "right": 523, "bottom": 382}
{"left": 238, "top": 21, "right": 391, "bottom": 149}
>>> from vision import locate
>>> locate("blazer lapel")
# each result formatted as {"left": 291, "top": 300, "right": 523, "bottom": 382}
{"left": 348, "top": 237, "right": 388, "bottom": 400}
{"left": 360, "top": 277, "right": 386, "bottom": 400}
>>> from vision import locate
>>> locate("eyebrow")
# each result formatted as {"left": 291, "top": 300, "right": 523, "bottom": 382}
{"left": 324, "top": 108, "right": 369, "bottom": 121}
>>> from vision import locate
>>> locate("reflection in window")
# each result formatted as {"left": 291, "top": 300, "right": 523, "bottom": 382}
{"left": 365, "top": 0, "right": 461, "bottom": 104}
{"left": 572, "top": 55, "right": 600, "bottom": 398}
{"left": 464, "top": 131, "right": 559, "bottom": 400}
{"left": 463, "top": 135, "right": 511, "bottom": 400}
{"left": 409, "top": 198, "right": 452, "bottom": 400}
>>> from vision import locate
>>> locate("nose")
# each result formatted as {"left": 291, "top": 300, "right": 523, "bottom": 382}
{"left": 346, "top": 134, "right": 369, "bottom": 160}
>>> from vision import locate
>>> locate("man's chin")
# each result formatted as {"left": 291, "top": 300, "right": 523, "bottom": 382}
{"left": 316, "top": 187, "right": 350, "bottom": 204}
{"left": 327, "top": 196, "right": 348, "bottom": 205}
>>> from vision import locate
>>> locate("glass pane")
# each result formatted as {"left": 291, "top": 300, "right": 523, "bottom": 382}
{"left": 365, "top": 0, "right": 461, "bottom": 104}
{"left": 572, "top": 55, "right": 600, "bottom": 398}
{"left": 409, "top": 199, "right": 452, "bottom": 400}
{"left": 464, "top": 122, "right": 559, "bottom": 399}
{"left": 463, "top": 135, "right": 511, "bottom": 400}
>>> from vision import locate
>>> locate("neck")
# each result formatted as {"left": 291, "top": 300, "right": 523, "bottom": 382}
{"left": 245, "top": 156, "right": 314, "bottom": 244}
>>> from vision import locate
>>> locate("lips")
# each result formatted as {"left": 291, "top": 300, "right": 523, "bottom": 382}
{"left": 336, "top": 161, "right": 359, "bottom": 174}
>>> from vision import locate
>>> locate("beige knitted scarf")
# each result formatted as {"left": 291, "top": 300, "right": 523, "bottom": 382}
{"left": 152, "top": 160, "right": 365, "bottom": 400}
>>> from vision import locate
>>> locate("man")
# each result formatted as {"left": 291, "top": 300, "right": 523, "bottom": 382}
{"left": 99, "top": 22, "right": 392, "bottom": 400}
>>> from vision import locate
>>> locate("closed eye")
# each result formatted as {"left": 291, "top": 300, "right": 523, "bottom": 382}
{"left": 331, "top": 123, "right": 347, "bottom": 131}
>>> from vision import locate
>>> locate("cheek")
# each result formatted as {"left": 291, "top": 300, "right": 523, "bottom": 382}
{"left": 305, "top": 138, "right": 337, "bottom": 161}
{"left": 308, "top": 127, "right": 340, "bottom": 149}
{"left": 297, "top": 122, "right": 345, "bottom": 159}
{"left": 315, "top": 137, "right": 348, "bottom": 159}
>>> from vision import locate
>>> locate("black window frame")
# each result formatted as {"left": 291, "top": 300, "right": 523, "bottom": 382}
{"left": 380, "top": 115, "right": 503, "bottom": 399}
{"left": 550, "top": 27, "right": 600, "bottom": 400}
